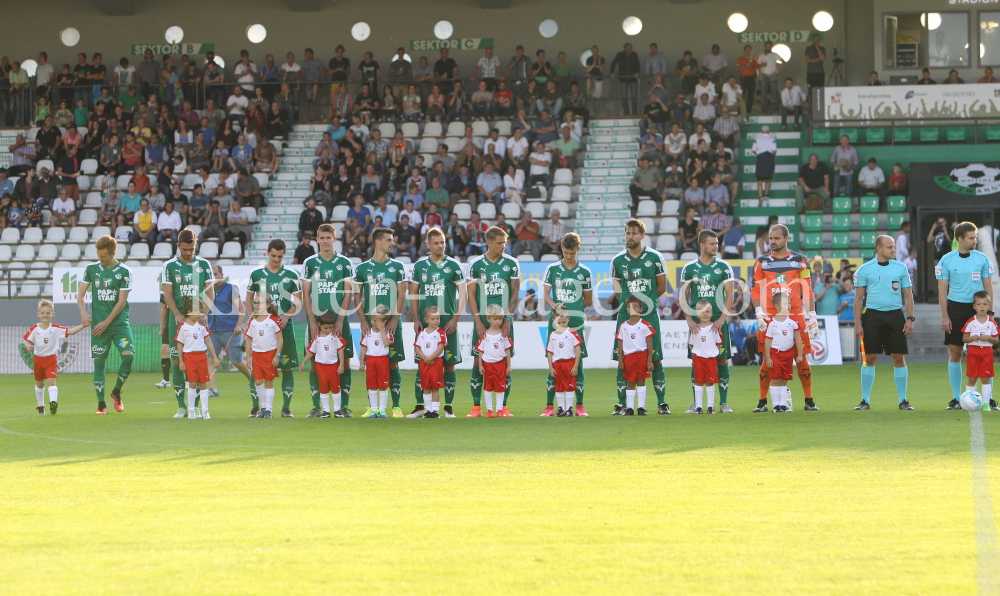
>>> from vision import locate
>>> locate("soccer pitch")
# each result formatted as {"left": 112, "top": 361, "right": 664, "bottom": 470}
{"left": 2, "top": 363, "right": 998, "bottom": 595}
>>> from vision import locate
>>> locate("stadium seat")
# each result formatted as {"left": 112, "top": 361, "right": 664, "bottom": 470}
{"left": 0, "top": 228, "right": 19, "bottom": 244}
{"left": 679, "top": 251, "right": 698, "bottom": 261}
{"left": 78, "top": 209, "right": 98, "bottom": 225}
{"left": 124, "top": 260, "right": 142, "bottom": 269}
{"left": 661, "top": 199, "right": 680, "bottom": 216}
{"left": 185, "top": 224, "right": 203, "bottom": 237}
{"left": 549, "top": 201, "right": 569, "bottom": 217}
{"left": 888, "top": 213, "right": 905, "bottom": 230}
{"left": 859, "top": 231, "right": 878, "bottom": 247}
{"left": 494, "top": 121, "right": 512, "bottom": 136}
{"left": 656, "top": 235, "right": 676, "bottom": 252}
{"left": 811, "top": 128, "right": 831, "bottom": 144}
{"left": 864, "top": 128, "right": 886, "bottom": 144}
{"left": 525, "top": 203, "right": 544, "bottom": 219}
{"left": 17, "top": 281, "right": 41, "bottom": 297}
{"left": 36, "top": 244, "right": 58, "bottom": 261}
{"left": 14, "top": 244, "right": 35, "bottom": 261}
{"left": 253, "top": 173, "right": 270, "bottom": 189}
{"left": 243, "top": 207, "right": 257, "bottom": 222}
{"left": 540, "top": 254, "right": 559, "bottom": 262}
{"left": 516, "top": 254, "right": 535, "bottom": 262}
{"left": 446, "top": 122, "right": 466, "bottom": 136}
{"left": 36, "top": 159, "right": 55, "bottom": 173}
{"left": 452, "top": 203, "right": 472, "bottom": 220}
{"left": 987, "top": 125, "right": 1000, "bottom": 141}
{"left": 802, "top": 233, "right": 822, "bottom": 250}
{"left": 84, "top": 192, "right": 103, "bottom": 208}
{"left": 215, "top": 259, "right": 235, "bottom": 267}
{"left": 831, "top": 233, "right": 850, "bottom": 249}
{"left": 78, "top": 177, "right": 91, "bottom": 191}
{"left": 401, "top": 123, "right": 419, "bottom": 138}
{"left": 893, "top": 128, "right": 912, "bottom": 143}
{"left": 68, "top": 227, "right": 89, "bottom": 243}
{"left": 423, "top": 122, "right": 443, "bottom": 137}
{"left": 21, "top": 227, "right": 43, "bottom": 244}
{"left": 41, "top": 209, "right": 52, "bottom": 226}
{"left": 26, "top": 127, "right": 39, "bottom": 141}
{"left": 395, "top": 255, "right": 412, "bottom": 264}
{"left": 471, "top": 121, "right": 490, "bottom": 136}
{"left": 550, "top": 186, "right": 572, "bottom": 200}
{"left": 639, "top": 217, "right": 657, "bottom": 234}
{"left": 832, "top": 197, "right": 852, "bottom": 213}
{"left": 444, "top": 137, "right": 462, "bottom": 153}
{"left": 947, "top": 127, "right": 966, "bottom": 142}
{"left": 183, "top": 173, "right": 201, "bottom": 188}
{"left": 859, "top": 214, "right": 878, "bottom": 231}
{"left": 477, "top": 203, "right": 496, "bottom": 220}
{"left": 114, "top": 227, "right": 131, "bottom": 242}
{"left": 887, "top": 195, "right": 906, "bottom": 212}
{"left": 501, "top": 203, "right": 521, "bottom": 219}
{"left": 636, "top": 200, "right": 657, "bottom": 216}
{"left": 114, "top": 244, "right": 127, "bottom": 260}
{"left": 859, "top": 196, "right": 879, "bottom": 213}
{"left": 146, "top": 260, "right": 164, "bottom": 268}
{"left": 60, "top": 244, "right": 81, "bottom": 260}
{"left": 28, "top": 261, "right": 50, "bottom": 278}
{"left": 378, "top": 123, "right": 396, "bottom": 138}
{"left": 152, "top": 242, "right": 174, "bottom": 259}
{"left": 418, "top": 137, "right": 438, "bottom": 153}
{"left": 117, "top": 175, "right": 131, "bottom": 190}
{"left": 316, "top": 205, "right": 327, "bottom": 221}
{"left": 200, "top": 242, "right": 220, "bottom": 259}
{"left": 659, "top": 217, "right": 679, "bottom": 234}
{"left": 221, "top": 241, "right": 243, "bottom": 259}
{"left": 330, "top": 205, "right": 350, "bottom": 221}
{"left": 641, "top": 236, "right": 651, "bottom": 248}
{"left": 0, "top": 245, "right": 9, "bottom": 262}
{"left": 6, "top": 262, "right": 25, "bottom": 279}
{"left": 80, "top": 159, "right": 98, "bottom": 175}
{"left": 52, "top": 260, "right": 72, "bottom": 269}
{"left": 832, "top": 215, "right": 851, "bottom": 231}
{"left": 802, "top": 215, "right": 823, "bottom": 232}
{"left": 552, "top": 168, "right": 573, "bottom": 186}
{"left": 830, "top": 250, "right": 850, "bottom": 259}
{"left": 918, "top": 127, "right": 939, "bottom": 142}
{"left": 129, "top": 243, "right": 150, "bottom": 259}
{"left": 83, "top": 244, "right": 98, "bottom": 260}
{"left": 840, "top": 129, "right": 858, "bottom": 143}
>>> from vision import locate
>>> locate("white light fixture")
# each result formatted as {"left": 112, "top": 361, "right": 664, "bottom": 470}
{"left": 921, "top": 13, "right": 942, "bottom": 31}
{"left": 539, "top": 19, "right": 558, "bottom": 39}
{"left": 21, "top": 59, "right": 38, "bottom": 77}
{"left": 390, "top": 53, "right": 412, "bottom": 63}
{"left": 622, "top": 16, "right": 642, "bottom": 36}
{"left": 773, "top": 44, "right": 792, "bottom": 62}
{"left": 207, "top": 56, "right": 225, "bottom": 69}
{"left": 812, "top": 11, "right": 834, "bottom": 32}
{"left": 247, "top": 24, "right": 267, "bottom": 44}
{"left": 60, "top": 28, "right": 80, "bottom": 47}
{"left": 352, "top": 22, "right": 371, "bottom": 42}
{"left": 580, "top": 49, "right": 593, "bottom": 67}
{"left": 165, "top": 26, "right": 184, "bottom": 44}
{"left": 434, "top": 20, "right": 453, "bottom": 40}
{"left": 982, "top": 43, "right": 987, "bottom": 58}
{"left": 728, "top": 13, "right": 749, "bottom": 33}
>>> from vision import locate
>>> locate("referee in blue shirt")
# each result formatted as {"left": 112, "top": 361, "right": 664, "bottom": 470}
{"left": 936, "top": 222, "right": 995, "bottom": 409}
{"left": 853, "top": 235, "right": 915, "bottom": 410}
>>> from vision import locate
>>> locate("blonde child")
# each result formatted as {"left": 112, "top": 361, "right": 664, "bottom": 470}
{"left": 546, "top": 311, "right": 582, "bottom": 417}
{"left": 245, "top": 293, "right": 283, "bottom": 419}
{"left": 962, "top": 291, "right": 999, "bottom": 411}
{"left": 764, "top": 292, "right": 803, "bottom": 413}
{"left": 475, "top": 304, "right": 513, "bottom": 418}
{"left": 616, "top": 295, "right": 655, "bottom": 416}
{"left": 359, "top": 304, "right": 392, "bottom": 418}
{"left": 212, "top": 141, "right": 229, "bottom": 172}
{"left": 689, "top": 299, "right": 724, "bottom": 414}
{"left": 300, "top": 312, "right": 346, "bottom": 418}
{"left": 175, "top": 296, "right": 220, "bottom": 420}
{"left": 23, "top": 299, "right": 88, "bottom": 415}
{"left": 34, "top": 96, "right": 50, "bottom": 127}
{"left": 414, "top": 306, "right": 446, "bottom": 418}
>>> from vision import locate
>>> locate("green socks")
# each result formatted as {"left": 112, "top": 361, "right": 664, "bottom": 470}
{"left": 93, "top": 358, "right": 106, "bottom": 403}
{"left": 444, "top": 370, "right": 456, "bottom": 405}
{"left": 309, "top": 367, "right": 321, "bottom": 409}
{"left": 249, "top": 378, "right": 260, "bottom": 409}
{"left": 503, "top": 375, "right": 512, "bottom": 405}
{"left": 546, "top": 373, "right": 556, "bottom": 406}
{"left": 389, "top": 367, "right": 401, "bottom": 408}
{"left": 616, "top": 369, "right": 626, "bottom": 406}
{"left": 281, "top": 369, "right": 294, "bottom": 409}
{"left": 470, "top": 367, "right": 483, "bottom": 406}
{"left": 172, "top": 364, "right": 186, "bottom": 408}
{"left": 414, "top": 370, "right": 424, "bottom": 405}
{"left": 718, "top": 363, "right": 730, "bottom": 405}
{"left": 114, "top": 354, "right": 133, "bottom": 392}
{"left": 575, "top": 368, "right": 585, "bottom": 404}
{"left": 340, "top": 368, "right": 351, "bottom": 408}
{"left": 652, "top": 363, "right": 666, "bottom": 405}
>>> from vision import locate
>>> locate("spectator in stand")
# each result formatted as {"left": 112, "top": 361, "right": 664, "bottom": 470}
{"left": 23, "top": 198, "right": 41, "bottom": 228}
{"left": 503, "top": 164, "right": 526, "bottom": 211}
{"left": 294, "top": 231, "right": 316, "bottom": 264}
{"left": 0, "top": 170, "right": 12, "bottom": 199}
{"left": 723, "top": 218, "right": 745, "bottom": 259}
{"left": 629, "top": 156, "right": 663, "bottom": 209}
{"left": 703, "top": 44, "right": 728, "bottom": 88}
{"left": 679, "top": 206, "right": 700, "bottom": 252}
{"left": 465, "top": 211, "right": 489, "bottom": 257}
{"left": 508, "top": 45, "right": 531, "bottom": 91}
{"left": 198, "top": 200, "right": 226, "bottom": 247}
{"left": 225, "top": 86, "right": 249, "bottom": 126}
{"left": 663, "top": 160, "right": 685, "bottom": 201}
{"left": 752, "top": 126, "right": 777, "bottom": 199}
{"left": 943, "top": 69, "right": 965, "bottom": 84}
{"left": 693, "top": 74, "right": 717, "bottom": 106}
{"left": 476, "top": 161, "right": 504, "bottom": 210}
{"left": 400, "top": 84, "right": 423, "bottom": 124}
{"left": 796, "top": 153, "right": 831, "bottom": 209}
{"left": 507, "top": 126, "right": 530, "bottom": 170}
{"left": 148, "top": 182, "right": 167, "bottom": 212}
{"left": 372, "top": 195, "right": 396, "bottom": 227}
{"left": 98, "top": 188, "right": 120, "bottom": 232}
{"left": 536, "top": 80, "right": 562, "bottom": 118}
{"left": 889, "top": 163, "right": 907, "bottom": 195}
{"left": 667, "top": 93, "right": 692, "bottom": 135}
{"left": 187, "top": 184, "right": 209, "bottom": 226}
{"left": 527, "top": 142, "right": 552, "bottom": 190}
{"left": 979, "top": 68, "right": 999, "bottom": 83}
{"left": 347, "top": 194, "right": 372, "bottom": 228}
{"left": 392, "top": 214, "right": 418, "bottom": 261}
{"left": 720, "top": 75, "right": 746, "bottom": 119}
{"left": 867, "top": 71, "right": 885, "bottom": 86}
{"left": 585, "top": 45, "right": 605, "bottom": 112}
{"left": 441, "top": 212, "right": 464, "bottom": 257}
{"left": 531, "top": 49, "right": 553, "bottom": 85}
{"left": 264, "top": 101, "right": 290, "bottom": 140}
{"left": 400, "top": 199, "right": 422, "bottom": 229}
{"left": 705, "top": 173, "right": 730, "bottom": 211}
{"left": 157, "top": 200, "right": 182, "bottom": 252}
{"left": 235, "top": 167, "right": 264, "bottom": 210}
{"left": 513, "top": 211, "right": 542, "bottom": 261}
{"left": 33, "top": 167, "right": 58, "bottom": 208}
{"left": 130, "top": 163, "right": 151, "bottom": 197}
{"left": 470, "top": 80, "right": 494, "bottom": 120}
{"left": 756, "top": 42, "right": 784, "bottom": 114}
{"left": 130, "top": 197, "right": 157, "bottom": 250}
{"left": 830, "top": 134, "right": 858, "bottom": 197}
{"left": 56, "top": 145, "right": 82, "bottom": 202}
{"left": 254, "top": 137, "right": 279, "bottom": 173}
{"left": 446, "top": 81, "right": 471, "bottom": 123}
{"left": 229, "top": 134, "right": 253, "bottom": 171}
{"left": 700, "top": 201, "right": 732, "bottom": 236}
{"left": 712, "top": 106, "right": 741, "bottom": 149}
{"left": 917, "top": 68, "right": 936, "bottom": 85}
{"left": 7, "top": 134, "right": 36, "bottom": 177}
{"left": 434, "top": 48, "right": 460, "bottom": 96}
{"left": 644, "top": 43, "right": 669, "bottom": 83}
{"left": 562, "top": 82, "right": 589, "bottom": 125}
{"left": 424, "top": 175, "right": 451, "bottom": 215}
{"left": 540, "top": 209, "right": 564, "bottom": 258}
{"left": 685, "top": 176, "right": 706, "bottom": 214}
{"left": 553, "top": 52, "right": 574, "bottom": 94}
{"left": 50, "top": 188, "right": 77, "bottom": 227}
{"left": 640, "top": 92, "right": 669, "bottom": 138}
{"left": 299, "top": 197, "right": 323, "bottom": 241}
{"left": 384, "top": 48, "right": 411, "bottom": 100}
{"left": 610, "top": 43, "right": 641, "bottom": 115}
{"left": 299, "top": 48, "right": 324, "bottom": 122}
{"left": 185, "top": 131, "right": 210, "bottom": 174}
{"left": 672, "top": 50, "right": 698, "bottom": 97}
{"left": 856, "top": 157, "right": 886, "bottom": 204}
{"left": 471, "top": 47, "right": 502, "bottom": 90}
{"left": 780, "top": 77, "right": 807, "bottom": 131}
{"left": 692, "top": 93, "right": 716, "bottom": 128}
{"left": 533, "top": 110, "right": 559, "bottom": 148}
{"left": 553, "top": 125, "right": 580, "bottom": 170}
{"left": 736, "top": 45, "right": 759, "bottom": 115}
{"left": 805, "top": 35, "right": 826, "bottom": 95}
{"left": 639, "top": 124, "right": 663, "bottom": 167}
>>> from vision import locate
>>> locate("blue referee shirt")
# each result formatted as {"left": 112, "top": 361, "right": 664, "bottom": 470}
{"left": 854, "top": 258, "right": 911, "bottom": 311}
{"left": 935, "top": 249, "right": 994, "bottom": 303}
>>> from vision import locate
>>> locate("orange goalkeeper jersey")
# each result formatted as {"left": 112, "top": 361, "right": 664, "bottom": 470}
{"left": 750, "top": 251, "right": 814, "bottom": 316}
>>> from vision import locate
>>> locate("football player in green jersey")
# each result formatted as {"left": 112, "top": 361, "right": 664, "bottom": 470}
{"left": 610, "top": 219, "right": 671, "bottom": 415}
{"left": 408, "top": 228, "right": 467, "bottom": 418}
{"left": 679, "top": 230, "right": 735, "bottom": 413}
{"left": 245, "top": 239, "right": 303, "bottom": 417}
{"left": 353, "top": 227, "right": 409, "bottom": 416}
{"left": 76, "top": 235, "right": 135, "bottom": 415}
{"left": 161, "top": 228, "right": 217, "bottom": 418}
{"left": 302, "top": 224, "right": 356, "bottom": 418}
{"left": 466, "top": 226, "right": 520, "bottom": 417}
{"left": 540, "top": 232, "right": 593, "bottom": 417}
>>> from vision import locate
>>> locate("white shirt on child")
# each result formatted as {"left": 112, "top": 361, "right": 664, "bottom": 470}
{"left": 689, "top": 324, "right": 723, "bottom": 359}
{"left": 617, "top": 319, "right": 656, "bottom": 355}
{"left": 175, "top": 322, "right": 211, "bottom": 353}
{"left": 963, "top": 316, "right": 1000, "bottom": 348}
{"left": 546, "top": 328, "right": 582, "bottom": 362}
{"left": 24, "top": 324, "right": 69, "bottom": 357}
{"left": 414, "top": 328, "right": 446, "bottom": 360}
{"left": 307, "top": 334, "right": 346, "bottom": 365}
{"left": 765, "top": 317, "right": 799, "bottom": 352}
{"left": 475, "top": 331, "right": 512, "bottom": 364}
{"left": 245, "top": 316, "right": 282, "bottom": 352}
{"left": 361, "top": 329, "right": 392, "bottom": 357}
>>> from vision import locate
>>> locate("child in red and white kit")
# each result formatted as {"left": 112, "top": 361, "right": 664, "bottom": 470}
{"left": 689, "top": 299, "right": 723, "bottom": 414}
{"left": 546, "top": 311, "right": 582, "bottom": 417}
{"left": 23, "top": 299, "right": 88, "bottom": 415}
{"left": 359, "top": 304, "right": 393, "bottom": 418}
{"left": 764, "top": 292, "right": 803, "bottom": 413}
{"left": 475, "top": 304, "right": 513, "bottom": 418}
{"left": 616, "top": 295, "right": 656, "bottom": 416}
{"left": 300, "top": 312, "right": 346, "bottom": 418}
{"left": 963, "top": 290, "right": 999, "bottom": 410}
{"left": 414, "top": 306, "right": 447, "bottom": 418}
{"left": 175, "top": 296, "right": 220, "bottom": 420}
{"left": 245, "top": 294, "right": 284, "bottom": 419}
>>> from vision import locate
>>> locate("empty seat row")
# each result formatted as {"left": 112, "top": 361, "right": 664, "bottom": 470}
{"left": 636, "top": 199, "right": 681, "bottom": 217}
{"left": 804, "top": 195, "right": 906, "bottom": 214}
{"left": 802, "top": 213, "right": 907, "bottom": 232}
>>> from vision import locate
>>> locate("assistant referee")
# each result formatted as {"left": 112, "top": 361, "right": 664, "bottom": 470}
{"left": 853, "top": 235, "right": 915, "bottom": 410}
{"left": 937, "top": 222, "right": 995, "bottom": 410}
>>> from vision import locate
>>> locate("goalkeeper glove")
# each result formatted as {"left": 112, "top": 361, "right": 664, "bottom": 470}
{"left": 806, "top": 311, "right": 819, "bottom": 339}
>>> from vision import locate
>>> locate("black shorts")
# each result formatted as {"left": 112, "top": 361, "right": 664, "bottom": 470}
{"left": 946, "top": 299, "right": 977, "bottom": 346}
{"left": 862, "top": 308, "right": 908, "bottom": 355}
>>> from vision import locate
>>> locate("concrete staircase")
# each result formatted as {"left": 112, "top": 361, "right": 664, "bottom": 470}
{"left": 907, "top": 303, "right": 950, "bottom": 356}
{"left": 576, "top": 119, "right": 639, "bottom": 260}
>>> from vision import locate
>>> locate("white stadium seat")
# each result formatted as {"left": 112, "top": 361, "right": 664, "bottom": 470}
{"left": 548, "top": 201, "right": 569, "bottom": 217}
{"left": 243, "top": 207, "right": 257, "bottom": 222}
{"left": 550, "top": 186, "right": 572, "bottom": 201}
{"left": 525, "top": 203, "right": 544, "bottom": 219}
{"left": 53, "top": 261, "right": 72, "bottom": 269}
{"left": 422, "top": 122, "right": 443, "bottom": 137}
{"left": 636, "top": 200, "right": 657, "bottom": 217}
{"left": 639, "top": 217, "right": 657, "bottom": 234}
{"left": 494, "top": 121, "right": 512, "bottom": 136}
{"left": 471, "top": 121, "right": 490, "bottom": 136}
{"left": 36, "top": 244, "right": 58, "bottom": 261}
{"left": 115, "top": 227, "right": 131, "bottom": 241}
{"left": 152, "top": 243, "right": 174, "bottom": 259}
{"left": 6, "top": 262, "right": 26, "bottom": 279}
{"left": 446, "top": 122, "right": 466, "bottom": 136}
{"left": 26, "top": 127, "right": 40, "bottom": 142}
{"left": 60, "top": 244, "right": 81, "bottom": 260}
{"left": 378, "top": 123, "right": 396, "bottom": 137}
{"left": 90, "top": 226, "right": 111, "bottom": 242}
{"left": 401, "top": 123, "right": 419, "bottom": 138}
{"left": 84, "top": 192, "right": 103, "bottom": 208}
{"left": 316, "top": 205, "right": 327, "bottom": 221}
{"left": 501, "top": 203, "right": 521, "bottom": 219}
{"left": 452, "top": 203, "right": 472, "bottom": 220}
{"left": 331, "top": 205, "right": 350, "bottom": 222}
{"left": 661, "top": 199, "right": 680, "bottom": 216}
{"left": 221, "top": 242, "right": 243, "bottom": 258}
{"left": 541, "top": 254, "right": 559, "bottom": 262}
{"left": 68, "top": 227, "right": 89, "bottom": 243}
{"left": 215, "top": 259, "right": 235, "bottom": 266}
{"left": 253, "top": 173, "right": 271, "bottom": 189}
{"left": 117, "top": 175, "right": 131, "bottom": 190}
{"left": 0, "top": 228, "right": 20, "bottom": 244}
{"left": 680, "top": 251, "right": 698, "bottom": 260}
{"left": 395, "top": 256, "right": 412, "bottom": 264}
{"left": 114, "top": 244, "right": 127, "bottom": 260}
{"left": 656, "top": 235, "right": 677, "bottom": 252}
{"left": 516, "top": 254, "right": 535, "bottom": 262}
{"left": 659, "top": 217, "right": 679, "bottom": 234}
{"left": 83, "top": 244, "right": 98, "bottom": 260}
{"left": 78, "top": 209, "right": 98, "bottom": 225}
{"left": 129, "top": 243, "right": 150, "bottom": 259}
{"left": 28, "top": 261, "right": 50, "bottom": 278}
{"left": 14, "top": 244, "right": 36, "bottom": 261}
{"left": 641, "top": 236, "right": 652, "bottom": 248}
{"left": 332, "top": 240, "right": 343, "bottom": 253}
{"left": 77, "top": 176, "right": 91, "bottom": 191}
{"left": 0, "top": 245, "right": 11, "bottom": 261}
{"left": 124, "top": 260, "right": 142, "bottom": 269}
{"left": 80, "top": 159, "right": 99, "bottom": 175}
{"left": 146, "top": 259, "right": 164, "bottom": 268}
{"left": 36, "top": 159, "right": 55, "bottom": 173}
{"left": 418, "top": 138, "right": 439, "bottom": 153}
{"left": 444, "top": 137, "right": 462, "bottom": 153}
{"left": 17, "top": 281, "right": 41, "bottom": 297}
{"left": 552, "top": 168, "right": 574, "bottom": 186}
{"left": 185, "top": 225, "right": 202, "bottom": 238}
{"left": 476, "top": 203, "right": 496, "bottom": 220}
{"left": 22, "top": 228, "right": 43, "bottom": 244}
{"left": 183, "top": 174, "right": 202, "bottom": 188}
{"left": 199, "top": 242, "right": 219, "bottom": 259}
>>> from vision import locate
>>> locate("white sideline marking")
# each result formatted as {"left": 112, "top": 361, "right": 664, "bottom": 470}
{"left": 970, "top": 411, "right": 1000, "bottom": 596}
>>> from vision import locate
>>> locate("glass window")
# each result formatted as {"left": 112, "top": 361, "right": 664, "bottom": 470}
{"left": 929, "top": 13, "right": 969, "bottom": 67}
{"left": 884, "top": 12, "right": 969, "bottom": 69}
{"left": 980, "top": 12, "right": 1000, "bottom": 66}
{"left": 884, "top": 13, "right": 925, "bottom": 69}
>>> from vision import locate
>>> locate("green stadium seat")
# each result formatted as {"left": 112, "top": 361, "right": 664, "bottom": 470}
{"left": 919, "top": 127, "right": 939, "bottom": 142}
{"left": 802, "top": 233, "right": 822, "bottom": 250}
{"left": 831, "top": 250, "right": 850, "bottom": 259}
{"left": 832, "top": 214, "right": 851, "bottom": 231}
{"left": 832, "top": 233, "right": 850, "bottom": 249}
{"left": 804, "top": 251, "right": 821, "bottom": 259}
{"left": 833, "top": 197, "right": 852, "bottom": 213}
{"left": 859, "top": 231, "right": 879, "bottom": 248}
{"left": 888, "top": 213, "right": 906, "bottom": 230}
{"left": 864, "top": 128, "right": 886, "bottom": 144}
{"left": 812, "top": 129, "right": 831, "bottom": 144}
{"left": 841, "top": 128, "right": 858, "bottom": 143}
{"left": 860, "top": 196, "right": 879, "bottom": 213}
{"left": 887, "top": 195, "right": 906, "bottom": 212}
{"left": 802, "top": 215, "right": 823, "bottom": 232}
{"left": 987, "top": 126, "right": 1000, "bottom": 141}
{"left": 946, "top": 127, "right": 966, "bottom": 142}
{"left": 894, "top": 128, "right": 912, "bottom": 143}
{"left": 861, "top": 249, "right": 876, "bottom": 260}
{"left": 860, "top": 214, "right": 878, "bottom": 230}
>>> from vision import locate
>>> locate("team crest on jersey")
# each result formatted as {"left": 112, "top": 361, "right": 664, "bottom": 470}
{"left": 259, "top": 330, "right": 264, "bottom": 336}
{"left": 892, "top": 281, "right": 900, "bottom": 291}
{"left": 174, "top": 274, "right": 181, "bottom": 283}
{"left": 644, "top": 261, "right": 651, "bottom": 267}
{"left": 184, "top": 273, "right": 192, "bottom": 282}
{"left": 115, "top": 274, "right": 122, "bottom": 280}
{"left": 781, "top": 330, "right": 788, "bottom": 336}
{"left": 324, "top": 345, "right": 329, "bottom": 351}
{"left": 421, "top": 273, "right": 428, "bottom": 282}
{"left": 577, "top": 274, "right": 584, "bottom": 280}
{"left": 714, "top": 268, "right": 721, "bottom": 275}
{"left": 269, "top": 283, "right": 279, "bottom": 293}
{"left": 503, "top": 266, "right": 510, "bottom": 272}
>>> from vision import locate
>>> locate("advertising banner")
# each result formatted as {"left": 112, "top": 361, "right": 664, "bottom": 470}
{"left": 821, "top": 83, "right": 1000, "bottom": 121}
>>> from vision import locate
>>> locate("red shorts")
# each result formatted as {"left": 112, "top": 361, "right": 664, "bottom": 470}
{"left": 692, "top": 355, "right": 719, "bottom": 384}
{"left": 551, "top": 359, "right": 578, "bottom": 392}
{"left": 183, "top": 351, "right": 210, "bottom": 383}
{"left": 252, "top": 349, "right": 279, "bottom": 382}
{"left": 758, "top": 313, "right": 812, "bottom": 355}
{"left": 967, "top": 345, "right": 995, "bottom": 379}
{"left": 33, "top": 354, "right": 58, "bottom": 381}
{"left": 769, "top": 348, "right": 794, "bottom": 380}
{"left": 622, "top": 350, "right": 651, "bottom": 383}
{"left": 366, "top": 355, "right": 390, "bottom": 389}
{"left": 419, "top": 358, "right": 444, "bottom": 390}
{"left": 482, "top": 360, "right": 508, "bottom": 393}
{"left": 315, "top": 362, "right": 342, "bottom": 394}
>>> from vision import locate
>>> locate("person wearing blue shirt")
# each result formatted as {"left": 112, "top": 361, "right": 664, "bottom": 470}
{"left": 728, "top": 316, "right": 747, "bottom": 353}
{"left": 347, "top": 194, "right": 372, "bottom": 227}
{"left": 0, "top": 168, "right": 14, "bottom": 197}
{"left": 814, "top": 274, "right": 840, "bottom": 316}
{"left": 936, "top": 222, "right": 996, "bottom": 409}
{"left": 228, "top": 134, "right": 254, "bottom": 171}
{"left": 837, "top": 279, "right": 855, "bottom": 322}
{"left": 853, "top": 235, "right": 916, "bottom": 410}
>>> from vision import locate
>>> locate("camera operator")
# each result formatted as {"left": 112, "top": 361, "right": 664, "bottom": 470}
{"left": 927, "top": 217, "right": 952, "bottom": 266}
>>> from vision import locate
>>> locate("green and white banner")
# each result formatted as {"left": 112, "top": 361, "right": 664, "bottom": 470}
{"left": 131, "top": 43, "right": 215, "bottom": 56}
{"left": 409, "top": 38, "right": 494, "bottom": 51}
{"left": 736, "top": 30, "right": 817, "bottom": 44}
{"left": 822, "top": 84, "right": 1000, "bottom": 121}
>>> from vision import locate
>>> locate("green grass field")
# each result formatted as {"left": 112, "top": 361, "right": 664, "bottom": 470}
{"left": 2, "top": 363, "right": 998, "bottom": 595}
